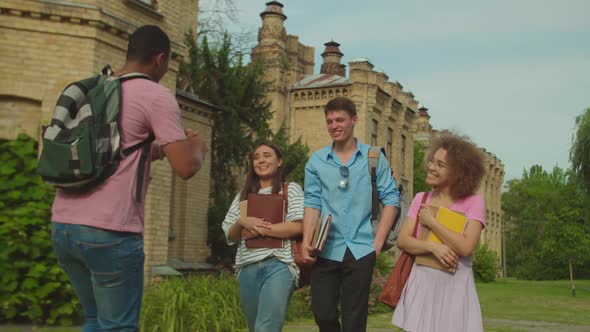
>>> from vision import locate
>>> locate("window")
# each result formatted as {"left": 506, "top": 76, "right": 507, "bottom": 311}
{"left": 127, "top": 0, "right": 161, "bottom": 13}
{"left": 371, "top": 120, "right": 378, "bottom": 146}
{"left": 387, "top": 128, "right": 393, "bottom": 163}
{"left": 401, "top": 134, "right": 407, "bottom": 175}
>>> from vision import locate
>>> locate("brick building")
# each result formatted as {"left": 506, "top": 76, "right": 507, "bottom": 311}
{"left": 0, "top": 0, "right": 213, "bottom": 282}
{"left": 251, "top": 1, "right": 505, "bottom": 273}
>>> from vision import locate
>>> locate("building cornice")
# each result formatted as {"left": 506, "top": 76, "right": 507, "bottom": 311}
{"left": 0, "top": 0, "right": 185, "bottom": 61}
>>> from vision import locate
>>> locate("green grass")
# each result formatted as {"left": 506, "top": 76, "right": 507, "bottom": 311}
{"left": 2, "top": 279, "right": 588, "bottom": 332}
{"left": 477, "top": 279, "right": 590, "bottom": 325}
{"left": 283, "top": 279, "right": 590, "bottom": 331}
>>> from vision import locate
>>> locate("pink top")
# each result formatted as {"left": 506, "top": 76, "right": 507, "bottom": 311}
{"left": 51, "top": 78, "right": 186, "bottom": 234}
{"left": 408, "top": 192, "right": 486, "bottom": 238}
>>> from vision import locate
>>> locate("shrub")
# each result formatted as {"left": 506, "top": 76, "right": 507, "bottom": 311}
{"left": 473, "top": 244, "right": 498, "bottom": 283}
{"left": 287, "top": 252, "right": 397, "bottom": 319}
{"left": 140, "top": 273, "right": 247, "bottom": 332}
{"left": 286, "top": 286, "right": 312, "bottom": 321}
{"left": 369, "top": 251, "right": 395, "bottom": 314}
{"left": 0, "top": 134, "right": 80, "bottom": 325}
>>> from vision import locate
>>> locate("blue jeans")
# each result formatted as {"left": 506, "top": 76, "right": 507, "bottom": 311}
{"left": 52, "top": 222, "right": 144, "bottom": 332}
{"left": 237, "top": 256, "right": 296, "bottom": 332}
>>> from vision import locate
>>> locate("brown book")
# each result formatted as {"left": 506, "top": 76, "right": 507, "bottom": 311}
{"left": 310, "top": 214, "right": 332, "bottom": 257}
{"left": 245, "top": 193, "right": 285, "bottom": 249}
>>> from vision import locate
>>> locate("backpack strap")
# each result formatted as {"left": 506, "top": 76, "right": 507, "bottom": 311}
{"left": 134, "top": 133, "right": 156, "bottom": 203}
{"left": 100, "top": 65, "right": 155, "bottom": 203}
{"left": 368, "top": 146, "right": 385, "bottom": 220}
{"left": 101, "top": 64, "right": 154, "bottom": 82}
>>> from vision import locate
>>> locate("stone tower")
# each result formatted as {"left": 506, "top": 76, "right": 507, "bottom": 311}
{"left": 320, "top": 41, "right": 346, "bottom": 77}
{"left": 414, "top": 106, "right": 433, "bottom": 150}
{"left": 251, "top": 1, "right": 314, "bottom": 133}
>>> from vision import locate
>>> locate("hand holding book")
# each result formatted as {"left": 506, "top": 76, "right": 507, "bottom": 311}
{"left": 309, "top": 214, "right": 332, "bottom": 257}
{"left": 415, "top": 205, "right": 467, "bottom": 273}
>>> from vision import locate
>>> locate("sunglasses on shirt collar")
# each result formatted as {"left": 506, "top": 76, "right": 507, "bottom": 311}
{"left": 338, "top": 166, "right": 349, "bottom": 189}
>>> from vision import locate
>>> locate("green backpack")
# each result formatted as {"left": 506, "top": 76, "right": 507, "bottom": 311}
{"left": 37, "top": 65, "right": 154, "bottom": 201}
{"left": 369, "top": 146, "right": 404, "bottom": 251}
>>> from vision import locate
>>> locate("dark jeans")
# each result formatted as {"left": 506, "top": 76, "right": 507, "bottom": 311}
{"left": 310, "top": 248, "right": 376, "bottom": 332}
{"left": 52, "top": 222, "right": 144, "bottom": 332}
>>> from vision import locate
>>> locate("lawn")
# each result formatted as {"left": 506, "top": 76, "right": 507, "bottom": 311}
{"left": 2, "top": 279, "right": 589, "bottom": 332}
{"left": 284, "top": 278, "right": 590, "bottom": 332}
{"left": 477, "top": 279, "right": 590, "bottom": 325}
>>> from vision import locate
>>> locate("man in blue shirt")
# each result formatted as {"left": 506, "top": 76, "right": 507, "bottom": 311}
{"left": 302, "top": 97, "right": 400, "bottom": 332}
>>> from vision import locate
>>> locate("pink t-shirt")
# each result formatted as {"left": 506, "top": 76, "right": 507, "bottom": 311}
{"left": 408, "top": 192, "right": 486, "bottom": 237}
{"left": 51, "top": 78, "right": 186, "bottom": 233}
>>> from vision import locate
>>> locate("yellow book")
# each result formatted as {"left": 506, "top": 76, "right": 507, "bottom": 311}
{"left": 427, "top": 207, "right": 468, "bottom": 244}
{"left": 415, "top": 206, "right": 467, "bottom": 273}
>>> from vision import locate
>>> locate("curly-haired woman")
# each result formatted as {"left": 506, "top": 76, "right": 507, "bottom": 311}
{"left": 392, "top": 133, "right": 487, "bottom": 332}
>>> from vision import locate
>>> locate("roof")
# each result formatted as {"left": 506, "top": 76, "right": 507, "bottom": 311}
{"left": 292, "top": 73, "right": 352, "bottom": 89}
{"left": 349, "top": 57, "right": 373, "bottom": 64}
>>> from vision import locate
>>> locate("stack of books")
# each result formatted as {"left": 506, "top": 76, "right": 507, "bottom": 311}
{"left": 310, "top": 214, "right": 332, "bottom": 257}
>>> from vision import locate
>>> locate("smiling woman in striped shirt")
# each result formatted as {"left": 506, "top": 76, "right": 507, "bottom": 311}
{"left": 222, "top": 141, "right": 304, "bottom": 332}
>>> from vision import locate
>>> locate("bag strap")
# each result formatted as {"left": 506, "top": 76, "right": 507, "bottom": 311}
{"left": 368, "top": 146, "right": 385, "bottom": 219}
{"left": 412, "top": 192, "right": 430, "bottom": 238}
{"left": 101, "top": 64, "right": 154, "bottom": 82}
{"left": 282, "top": 182, "right": 289, "bottom": 219}
{"left": 134, "top": 133, "right": 156, "bottom": 203}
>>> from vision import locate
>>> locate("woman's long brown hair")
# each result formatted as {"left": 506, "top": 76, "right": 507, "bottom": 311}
{"left": 239, "top": 141, "right": 285, "bottom": 201}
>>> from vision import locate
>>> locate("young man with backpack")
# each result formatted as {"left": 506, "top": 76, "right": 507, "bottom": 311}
{"left": 302, "top": 97, "right": 400, "bottom": 332}
{"left": 45, "top": 26, "right": 207, "bottom": 331}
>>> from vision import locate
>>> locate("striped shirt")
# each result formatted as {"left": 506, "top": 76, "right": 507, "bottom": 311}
{"left": 222, "top": 182, "right": 304, "bottom": 282}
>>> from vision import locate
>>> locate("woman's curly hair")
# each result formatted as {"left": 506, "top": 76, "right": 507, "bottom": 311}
{"left": 425, "top": 133, "right": 485, "bottom": 200}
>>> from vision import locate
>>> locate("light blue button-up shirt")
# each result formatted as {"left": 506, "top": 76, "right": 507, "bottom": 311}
{"left": 304, "top": 139, "right": 400, "bottom": 262}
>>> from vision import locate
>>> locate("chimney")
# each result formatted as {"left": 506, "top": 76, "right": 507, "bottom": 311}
{"left": 320, "top": 40, "right": 346, "bottom": 76}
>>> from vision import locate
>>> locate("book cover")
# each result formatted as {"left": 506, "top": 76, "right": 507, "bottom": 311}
{"left": 426, "top": 207, "right": 467, "bottom": 244}
{"left": 415, "top": 206, "right": 467, "bottom": 273}
{"left": 244, "top": 193, "right": 285, "bottom": 249}
{"left": 310, "top": 214, "right": 332, "bottom": 257}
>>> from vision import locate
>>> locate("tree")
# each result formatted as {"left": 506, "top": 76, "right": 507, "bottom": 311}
{"left": 179, "top": 31, "right": 310, "bottom": 265}
{"left": 502, "top": 165, "right": 590, "bottom": 281}
{"left": 570, "top": 107, "right": 590, "bottom": 195}
{"left": 413, "top": 141, "right": 429, "bottom": 193}
{"left": 179, "top": 31, "right": 273, "bottom": 265}
{"left": 272, "top": 125, "right": 309, "bottom": 185}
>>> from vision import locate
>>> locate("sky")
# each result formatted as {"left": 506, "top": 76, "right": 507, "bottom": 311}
{"left": 201, "top": 0, "right": 590, "bottom": 182}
